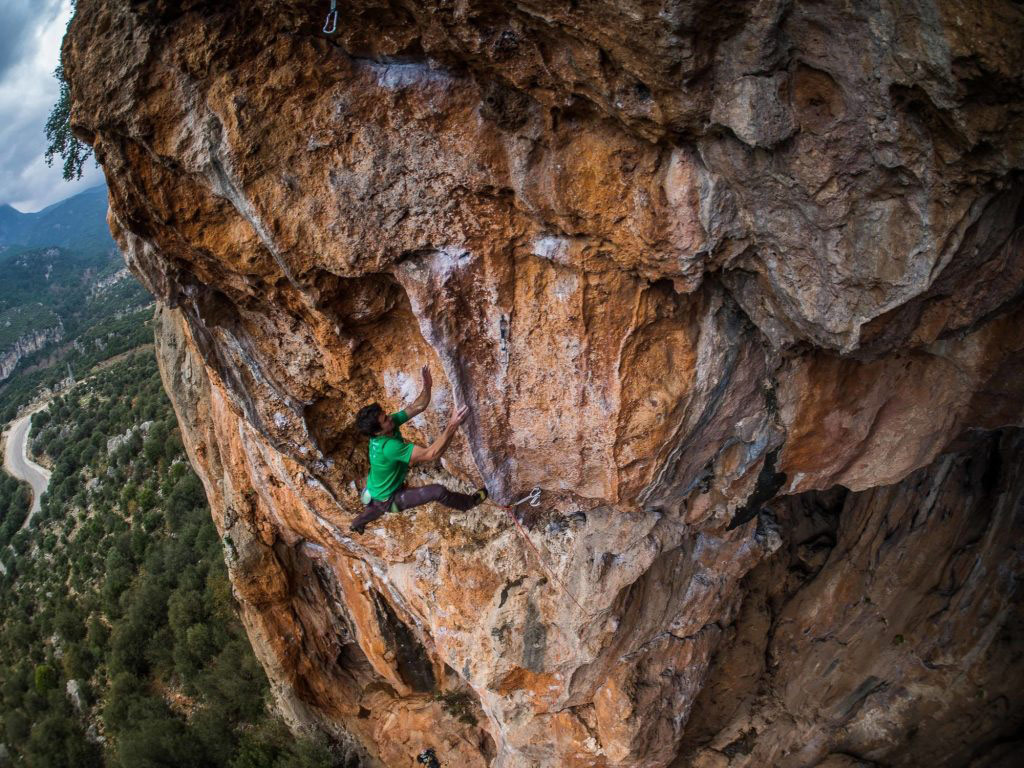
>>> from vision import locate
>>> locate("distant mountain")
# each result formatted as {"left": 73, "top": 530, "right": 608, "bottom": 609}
{"left": 0, "top": 205, "right": 25, "bottom": 242}
{"left": 0, "top": 185, "right": 116, "bottom": 254}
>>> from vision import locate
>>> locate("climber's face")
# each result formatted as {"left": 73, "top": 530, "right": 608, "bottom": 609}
{"left": 378, "top": 410, "right": 395, "bottom": 434}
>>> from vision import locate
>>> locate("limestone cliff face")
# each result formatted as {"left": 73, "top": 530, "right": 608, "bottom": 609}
{"left": 65, "top": 2, "right": 1024, "bottom": 766}
{"left": 0, "top": 325, "right": 64, "bottom": 382}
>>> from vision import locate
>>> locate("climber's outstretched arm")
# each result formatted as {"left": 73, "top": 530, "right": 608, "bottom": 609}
{"left": 410, "top": 403, "right": 469, "bottom": 466}
{"left": 405, "top": 365, "right": 433, "bottom": 419}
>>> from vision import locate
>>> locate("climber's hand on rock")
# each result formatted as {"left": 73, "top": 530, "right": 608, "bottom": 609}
{"left": 449, "top": 403, "right": 470, "bottom": 429}
{"left": 421, "top": 365, "right": 432, "bottom": 391}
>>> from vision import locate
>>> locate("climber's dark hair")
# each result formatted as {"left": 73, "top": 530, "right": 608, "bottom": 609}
{"left": 356, "top": 403, "right": 384, "bottom": 436}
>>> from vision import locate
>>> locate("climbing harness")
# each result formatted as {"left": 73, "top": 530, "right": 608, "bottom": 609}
{"left": 322, "top": 0, "right": 338, "bottom": 34}
{"left": 499, "top": 487, "right": 589, "bottom": 615}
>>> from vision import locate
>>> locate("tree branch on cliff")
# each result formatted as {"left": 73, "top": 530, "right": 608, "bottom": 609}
{"left": 44, "top": 63, "right": 93, "bottom": 182}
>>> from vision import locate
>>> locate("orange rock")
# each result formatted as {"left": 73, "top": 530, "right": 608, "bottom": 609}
{"left": 68, "top": 1, "right": 1024, "bottom": 766}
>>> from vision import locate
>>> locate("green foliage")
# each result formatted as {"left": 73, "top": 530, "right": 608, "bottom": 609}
{"left": 34, "top": 663, "right": 58, "bottom": 693}
{"left": 0, "top": 265, "right": 152, "bottom": 424}
{"left": 0, "top": 473, "right": 31, "bottom": 548}
{"left": 110, "top": 715, "right": 206, "bottom": 768}
{"left": 230, "top": 719, "right": 339, "bottom": 768}
{"left": 5, "top": 708, "right": 30, "bottom": 743}
{"left": 436, "top": 690, "right": 479, "bottom": 726}
{"left": 0, "top": 303, "right": 61, "bottom": 350}
{"left": 26, "top": 707, "right": 103, "bottom": 768}
{"left": 0, "top": 351, "right": 349, "bottom": 767}
{"left": 0, "top": 247, "right": 108, "bottom": 314}
{"left": 44, "top": 64, "right": 94, "bottom": 182}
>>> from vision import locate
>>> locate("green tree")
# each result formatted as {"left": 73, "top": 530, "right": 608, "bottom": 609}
{"left": 34, "top": 663, "right": 58, "bottom": 693}
{"left": 86, "top": 613, "right": 110, "bottom": 653}
{"left": 26, "top": 710, "right": 103, "bottom": 768}
{"left": 44, "top": 64, "right": 93, "bottom": 181}
{"left": 55, "top": 606, "right": 86, "bottom": 642}
{"left": 111, "top": 717, "right": 206, "bottom": 768}
{"left": 4, "top": 709, "right": 30, "bottom": 744}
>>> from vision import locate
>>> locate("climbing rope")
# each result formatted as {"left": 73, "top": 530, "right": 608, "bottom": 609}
{"left": 499, "top": 487, "right": 589, "bottom": 615}
{"left": 322, "top": 0, "right": 338, "bottom": 34}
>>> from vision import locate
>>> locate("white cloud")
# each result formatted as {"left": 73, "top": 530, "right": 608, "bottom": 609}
{"left": 0, "top": 0, "right": 105, "bottom": 212}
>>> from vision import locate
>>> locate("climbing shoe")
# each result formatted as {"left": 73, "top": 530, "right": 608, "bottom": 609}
{"left": 473, "top": 488, "right": 489, "bottom": 507}
{"left": 349, "top": 506, "right": 386, "bottom": 535}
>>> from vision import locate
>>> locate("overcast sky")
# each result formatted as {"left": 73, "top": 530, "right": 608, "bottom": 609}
{"left": 0, "top": 0, "right": 104, "bottom": 212}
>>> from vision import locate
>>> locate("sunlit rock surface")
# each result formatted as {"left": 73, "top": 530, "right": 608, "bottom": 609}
{"left": 66, "top": 1, "right": 1023, "bottom": 766}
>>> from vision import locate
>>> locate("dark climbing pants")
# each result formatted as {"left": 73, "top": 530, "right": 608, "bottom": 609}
{"left": 351, "top": 484, "right": 480, "bottom": 532}
{"left": 392, "top": 483, "right": 480, "bottom": 512}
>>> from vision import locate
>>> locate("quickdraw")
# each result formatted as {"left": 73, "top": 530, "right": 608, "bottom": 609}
{"left": 500, "top": 487, "right": 589, "bottom": 615}
{"left": 323, "top": 0, "right": 338, "bottom": 34}
{"left": 511, "top": 486, "right": 542, "bottom": 508}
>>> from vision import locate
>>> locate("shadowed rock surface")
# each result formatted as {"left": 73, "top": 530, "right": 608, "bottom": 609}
{"left": 64, "top": 1, "right": 1023, "bottom": 766}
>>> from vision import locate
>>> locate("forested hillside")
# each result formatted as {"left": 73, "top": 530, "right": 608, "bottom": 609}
{"left": 0, "top": 184, "right": 150, "bottom": 400}
{"left": 0, "top": 246, "right": 151, "bottom": 420}
{"left": 0, "top": 349, "right": 344, "bottom": 767}
{"left": 0, "top": 475, "right": 30, "bottom": 554}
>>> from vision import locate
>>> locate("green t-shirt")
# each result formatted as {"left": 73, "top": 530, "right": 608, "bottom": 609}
{"left": 365, "top": 410, "right": 414, "bottom": 501}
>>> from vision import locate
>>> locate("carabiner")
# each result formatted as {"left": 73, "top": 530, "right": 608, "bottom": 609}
{"left": 512, "top": 487, "right": 542, "bottom": 508}
{"left": 323, "top": 0, "right": 338, "bottom": 34}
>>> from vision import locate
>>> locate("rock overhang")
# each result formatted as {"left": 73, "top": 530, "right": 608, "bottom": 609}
{"left": 66, "top": 1, "right": 1024, "bottom": 766}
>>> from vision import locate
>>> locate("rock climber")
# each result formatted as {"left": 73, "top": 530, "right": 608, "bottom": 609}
{"left": 349, "top": 365, "right": 488, "bottom": 534}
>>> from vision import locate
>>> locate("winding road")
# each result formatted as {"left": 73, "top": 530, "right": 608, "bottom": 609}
{"left": 0, "top": 404, "right": 52, "bottom": 575}
{"left": 3, "top": 405, "right": 52, "bottom": 526}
